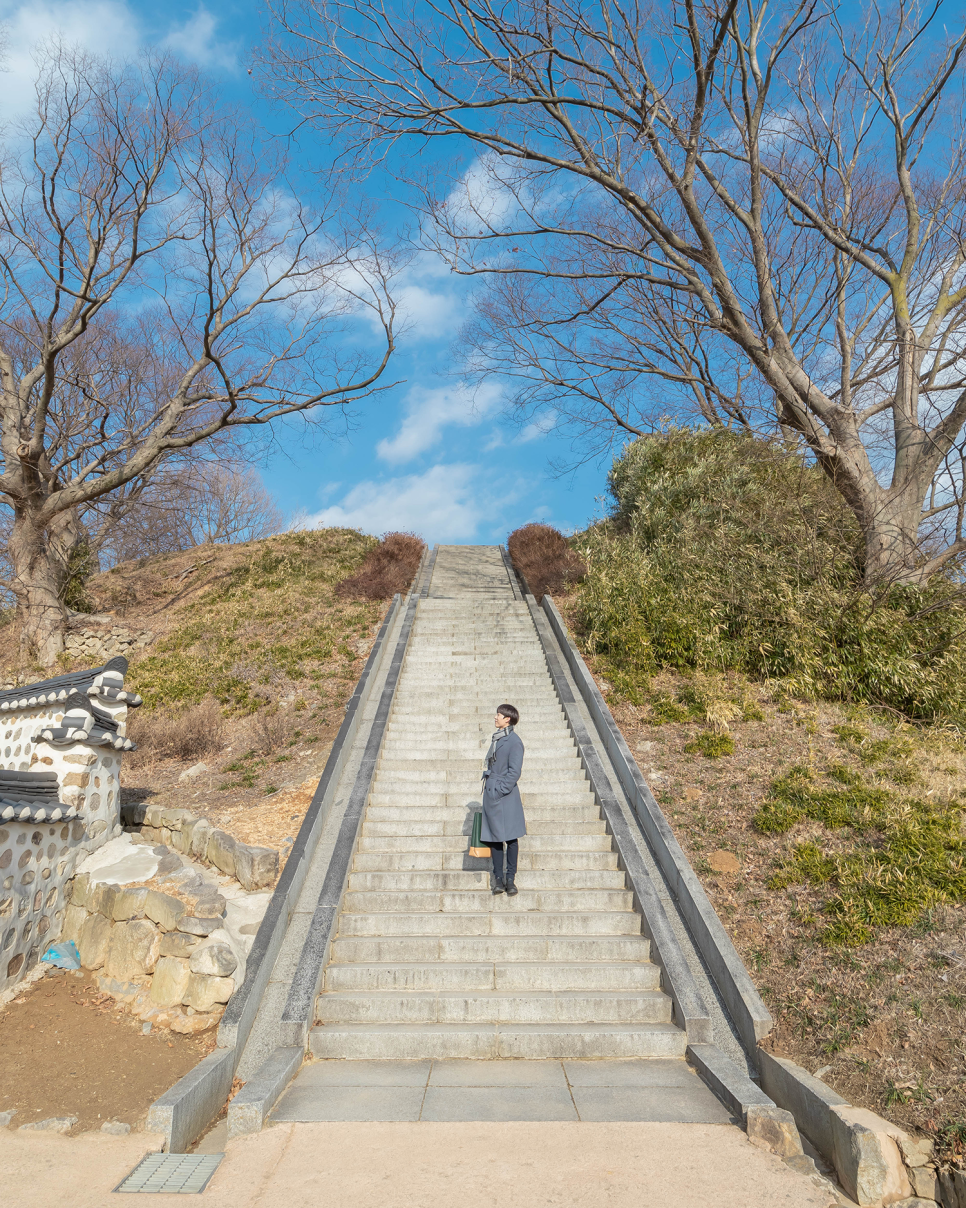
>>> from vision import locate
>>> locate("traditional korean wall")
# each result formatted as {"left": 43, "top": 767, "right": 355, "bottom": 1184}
{"left": 0, "top": 699, "right": 129, "bottom": 993}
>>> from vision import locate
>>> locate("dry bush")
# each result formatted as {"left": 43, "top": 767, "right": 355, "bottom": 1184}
{"left": 508, "top": 523, "right": 586, "bottom": 601}
{"left": 250, "top": 706, "right": 290, "bottom": 754}
{"left": 126, "top": 697, "right": 226, "bottom": 763}
{"left": 335, "top": 531, "right": 425, "bottom": 600}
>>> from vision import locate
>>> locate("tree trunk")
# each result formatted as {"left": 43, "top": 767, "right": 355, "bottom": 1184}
{"left": 8, "top": 513, "right": 68, "bottom": 667}
{"left": 859, "top": 486, "right": 930, "bottom": 589}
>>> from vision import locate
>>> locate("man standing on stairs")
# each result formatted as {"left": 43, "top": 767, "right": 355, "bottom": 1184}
{"left": 481, "top": 704, "right": 526, "bottom": 896}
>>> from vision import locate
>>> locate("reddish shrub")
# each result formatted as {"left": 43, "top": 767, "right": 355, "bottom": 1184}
{"left": 335, "top": 532, "right": 426, "bottom": 600}
{"left": 507, "top": 524, "right": 586, "bottom": 600}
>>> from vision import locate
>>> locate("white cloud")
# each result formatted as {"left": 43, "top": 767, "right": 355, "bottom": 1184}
{"left": 377, "top": 381, "right": 502, "bottom": 465}
{"left": 301, "top": 463, "right": 485, "bottom": 542}
{"left": 0, "top": 0, "right": 238, "bottom": 116}
{"left": 160, "top": 7, "right": 239, "bottom": 71}
{"left": 519, "top": 411, "right": 558, "bottom": 442}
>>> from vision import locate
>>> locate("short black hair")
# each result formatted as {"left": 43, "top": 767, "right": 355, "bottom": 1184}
{"left": 496, "top": 703, "right": 519, "bottom": 726}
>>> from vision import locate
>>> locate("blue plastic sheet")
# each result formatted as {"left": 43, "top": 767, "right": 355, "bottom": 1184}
{"left": 41, "top": 940, "right": 81, "bottom": 970}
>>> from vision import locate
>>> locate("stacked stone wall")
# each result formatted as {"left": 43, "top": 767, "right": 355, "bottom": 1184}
{"left": 63, "top": 626, "right": 153, "bottom": 665}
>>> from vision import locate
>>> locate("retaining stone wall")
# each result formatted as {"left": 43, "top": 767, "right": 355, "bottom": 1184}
{"left": 61, "top": 871, "right": 235, "bottom": 1034}
{"left": 63, "top": 626, "right": 153, "bottom": 665}
{"left": 120, "top": 802, "right": 279, "bottom": 892}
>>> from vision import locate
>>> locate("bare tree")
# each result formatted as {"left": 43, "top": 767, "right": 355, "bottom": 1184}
{"left": 270, "top": 0, "right": 966, "bottom": 588}
{"left": 0, "top": 46, "right": 397, "bottom": 664}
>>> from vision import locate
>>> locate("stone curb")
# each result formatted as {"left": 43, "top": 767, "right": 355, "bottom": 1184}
{"left": 276, "top": 557, "right": 428, "bottom": 1048}
{"left": 226, "top": 1046, "right": 303, "bottom": 1139}
{"left": 143, "top": 579, "right": 415, "bottom": 1152}
{"left": 540, "top": 593, "right": 773, "bottom": 1055}
{"left": 758, "top": 1050, "right": 952, "bottom": 1207}
{"left": 524, "top": 592, "right": 713, "bottom": 1044}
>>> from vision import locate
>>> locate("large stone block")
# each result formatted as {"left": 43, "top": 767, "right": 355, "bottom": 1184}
{"left": 149, "top": 956, "right": 191, "bottom": 1008}
{"left": 190, "top": 894, "right": 227, "bottom": 919}
{"left": 183, "top": 972, "right": 234, "bottom": 1012}
{"left": 112, "top": 886, "right": 148, "bottom": 921}
{"left": 69, "top": 873, "right": 90, "bottom": 909}
{"left": 144, "top": 890, "right": 185, "bottom": 932}
{"left": 159, "top": 932, "right": 198, "bottom": 958}
{"left": 745, "top": 1105, "right": 803, "bottom": 1158}
{"left": 177, "top": 915, "right": 221, "bottom": 936}
{"left": 61, "top": 903, "right": 87, "bottom": 943}
{"left": 189, "top": 942, "right": 237, "bottom": 977}
{"left": 939, "top": 1167, "right": 966, "bottom": 1208}
{"left": 169, "top": 1006, "right": 223, "bottom": 1034}
{"left": 104, "top": 918, "right": 160, "bottom": 981}
{"left": 830, "top": 1106, "right": 912, "bottom": 1206}
{"left": 188, "top": 818, "right": 212, "bottom": 861}
{"left": 160, "top": 809, "right": 191, "bottom": 831}
{"left": 206, "top": 830, "right": 237, "bottom": 877}
{"left": 909, "top": 1166, "right": 939, "bottom": 1200}
{"left": 234, "top": 845, "right": 278, "bottom": 891}
{"left": 89, "top": 882, "right": 117, "bottom": 919}
{"left": 76, "top": 912, "right": 111, "bottom": 969}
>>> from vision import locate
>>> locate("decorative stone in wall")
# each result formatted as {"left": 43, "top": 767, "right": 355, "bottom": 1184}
{"left": 0, "top": 657, "right": 141, "bottom": 995}
{"left": 63, "top": 625, "right": 154, "bottom": 667}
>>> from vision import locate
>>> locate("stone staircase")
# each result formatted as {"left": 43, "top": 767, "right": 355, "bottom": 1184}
{"left": 309, "top": 546, "right": 685, "bottom": 1060}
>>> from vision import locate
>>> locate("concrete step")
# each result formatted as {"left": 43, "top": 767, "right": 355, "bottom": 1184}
{"left": 338, "top": 910, "right": 643, "bottom": 937}
{"left": 323, "top": 961, "right": 660, "bottom": 992}
{"left": 351, "top": 851, "right": 620, "bottom": 872}
{"left": 342, "top": 889, "right": 635, "bottom": 913}
{"left": 366, "top": 796, "right": 596, "bottom": 813}
{"left": 362, "top": 805, "right": 601, "bottom": 824}
{"left": 328, "top": 935, "right": 652, "bottom": 963}
{"left": 308, "top": 1022, "right": 687, "bottom": 1060}
{"left": 361, "top": 820, "right": 608, "bottom": 837}
{"left": 377, "top": 757, "right": 575, "bottom": 771}
{"left": 357, "top": 834, "right": 614, "bottom": 853}
{"left": 316, "top": 989, "right": 673, "bottom": 1025}
{"left": 345, "top": 870, "right": 628, "bottom": 892}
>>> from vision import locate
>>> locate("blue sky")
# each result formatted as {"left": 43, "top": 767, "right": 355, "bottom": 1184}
{"left": 0, "top": 0, "right": 613, "bottom": 544}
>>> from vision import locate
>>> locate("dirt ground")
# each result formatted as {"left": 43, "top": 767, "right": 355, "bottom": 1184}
{"left": 0, "top": 968, "right": 214, "bottom": 1132}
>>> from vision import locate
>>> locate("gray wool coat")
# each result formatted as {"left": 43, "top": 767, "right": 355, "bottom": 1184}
{"left": 481, "top": 729, "right": 526, "bottom": 843}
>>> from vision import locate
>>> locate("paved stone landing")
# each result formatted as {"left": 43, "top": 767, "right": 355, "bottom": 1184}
{"left": 271, "top": 1059, "right": 733, "bottom": 1123}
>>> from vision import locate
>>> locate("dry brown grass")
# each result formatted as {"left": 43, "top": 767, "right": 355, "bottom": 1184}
{"left": 335, "top": 531, "right": 425, "bottom": 600}
{"left": 126, "top": 698, "right": 226, "bottom": 763}
{"left": 555, "top": 591, "right": 966, "bottom": 1165}
{"left": 507, "top": 523, "right": 585, "bottom": 601}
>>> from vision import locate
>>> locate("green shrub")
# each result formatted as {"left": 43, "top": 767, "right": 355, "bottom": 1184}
{"left": 684, "top": 731, "right": 735, "bottom": 758}
{"left": 573, "top": 427, "right": 966, "bottom": 719}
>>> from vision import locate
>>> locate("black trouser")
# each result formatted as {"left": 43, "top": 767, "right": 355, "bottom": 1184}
{"left": 490, "top": 839, "right": 518, "bottom": 882}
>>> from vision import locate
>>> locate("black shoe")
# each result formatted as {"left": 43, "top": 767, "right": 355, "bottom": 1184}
{"left": 505, "top": 876, "right": 518, "bottom": 896}
{"left": 492, "top": 879, "right": 505, "bottom": 894}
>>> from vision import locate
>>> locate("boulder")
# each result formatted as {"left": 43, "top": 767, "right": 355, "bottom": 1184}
{"left": 104, "top": 919, "right": 160, "bottom": 981}
{"left": 177, "top": 915, "right": 221, "bottom": 936}
{"left": 169, "top": 1006, "right": 224, "bottom": 1034}
{"left": 183, "top": 972, "right": 234, "bottom": 1012}
{"left": 69, "top": 873, "right": 90, "bottom": 909}
{"left": 61, "top": 903, "right": 87, "bottom": 943}
{"left": 189, "top": 942, "right": 237, "bottom": 977}
{"left": 144, "top": 890, "right": 185, "bottom": 932}
{"left": 89, "top": 882, "right": 117, "bottom": 919}
{"left": 830, "top": 1105, "right": 913, "bottom": 1206}
{"left": 96, "top": 976, "right": 143, "bottom": 1003}
{"left": 190, "top": 894, "right": 227, "bottom": 919}
{"left": 178, "top": 764, "right": 209, "bottom": 783}
{"left": 112, "top": 886, "right": 148, "bottom": 921}
{"left": 909, "top": 1166, "right": 939, "bottom": 1200}
{"left": 206, "top": 830, "right": 237, "bottom": 877}
{"left": 19, "top": 1117, "right": 77, "bottom": 1134}
{"left": 745, "top": 1105, "right": 803, "bottom": 1158}
{"left": 101, "top": 1122, "right": 131, "bottom": 1135}
{"left": 76, "top": 912, "right": 111, "bottom": 969}
{"left": 234, "top": 844, "right": 278, "bottom": 891}
{"left": 149, "top": 956, "right": 191, "bottom": 1008}
{"left": 159, "top": 932, "right": 199, "bottom": 958}
{"left": 188, "top": 818, "right": 212, "bottom": 860}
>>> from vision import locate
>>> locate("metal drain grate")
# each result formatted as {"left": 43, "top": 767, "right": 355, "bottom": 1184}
{"left": 113, "top": 1153, "right": 224, "bottom": 1194}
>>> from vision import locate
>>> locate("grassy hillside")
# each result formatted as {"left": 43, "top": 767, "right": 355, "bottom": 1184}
{"left": 0, "top": 528, "right": 394, "bottom": 856}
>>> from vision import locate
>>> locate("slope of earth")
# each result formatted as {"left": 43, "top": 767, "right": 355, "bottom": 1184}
{"left": 555, "top": 594, "right": 966, "bottom": 1167}
{"left": 0, "top": 528, "right": 391, "bottom": 862}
